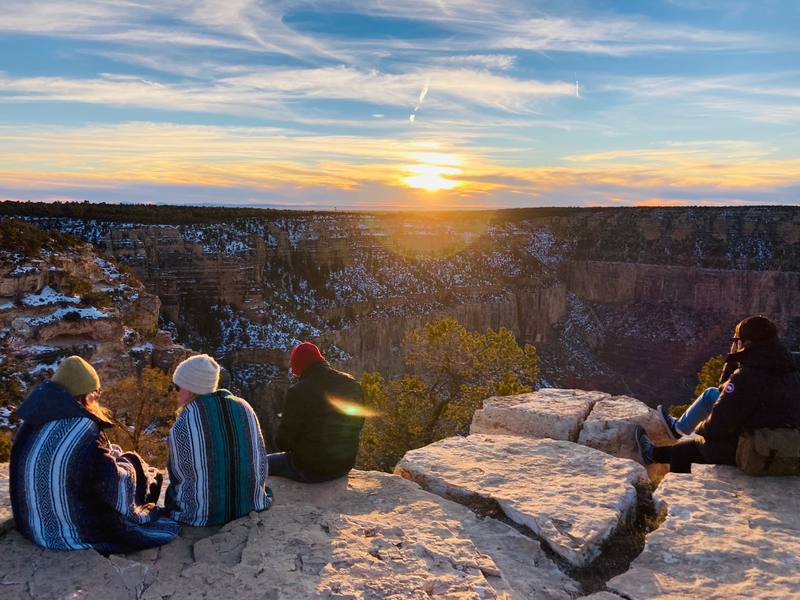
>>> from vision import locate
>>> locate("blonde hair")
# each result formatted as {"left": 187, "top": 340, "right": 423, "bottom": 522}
{"left": 78, "top": 393, "right": 113, "bottom": 423}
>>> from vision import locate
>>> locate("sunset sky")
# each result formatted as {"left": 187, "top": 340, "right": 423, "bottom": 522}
{"left": 1, "top": 1, "right": 798, "bottom": 209}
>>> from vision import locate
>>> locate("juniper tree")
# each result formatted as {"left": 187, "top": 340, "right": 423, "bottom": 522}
{"left": 357, "top": 318, "right": 538, "bottom": 471}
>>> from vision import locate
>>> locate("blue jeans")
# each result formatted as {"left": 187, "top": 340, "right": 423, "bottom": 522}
{"left": 267, "top": 452, "right": 344, "bottom": 483}
{"left": 675, "top": 387, "right": 720, "bottom": 435}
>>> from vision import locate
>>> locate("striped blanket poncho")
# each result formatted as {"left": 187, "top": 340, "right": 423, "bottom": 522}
{"left": 10, "top": 381, "right": 180, "bottom": 554}
{"left": 166, "top": 389, "right": 272, "bottom": 526}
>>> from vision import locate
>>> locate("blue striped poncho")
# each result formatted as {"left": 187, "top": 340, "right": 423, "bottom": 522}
{"left": 10, "top": 381, "right": 180, "bottom": 554}
{"left": 166, "top": 389, "right": 272, "bottom": 526}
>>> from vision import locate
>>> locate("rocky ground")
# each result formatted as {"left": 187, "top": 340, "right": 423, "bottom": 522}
{"left": 1, "top": 390, "right": 798, "bottom": 599}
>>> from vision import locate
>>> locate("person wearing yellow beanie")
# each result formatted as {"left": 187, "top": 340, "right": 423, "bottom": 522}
{"left": 10, "top": 357, "right": 180, "bottom": 552}
{"left": 51, "top": 356, "right": 101, "bottom": 397}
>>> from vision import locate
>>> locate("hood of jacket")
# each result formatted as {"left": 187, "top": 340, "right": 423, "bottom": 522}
{"left": 727, "top": 338, "right": 797, "bottom": 374}
{"left": 296, "top": 360, "right": 332, "bottom": 381}
{"left": 16, "top": 380, "right": 114, "bottom": 428}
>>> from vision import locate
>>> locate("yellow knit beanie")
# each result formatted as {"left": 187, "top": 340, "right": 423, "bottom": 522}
{"left": 51, "top": 356, "right": 101, "bottom": 397}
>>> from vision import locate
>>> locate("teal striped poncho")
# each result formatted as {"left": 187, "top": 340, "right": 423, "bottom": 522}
{"left": 165, "top": 389, "right": 272, "bottom": 526}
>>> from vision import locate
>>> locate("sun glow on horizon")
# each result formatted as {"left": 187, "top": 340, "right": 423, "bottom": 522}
{"left": 402, "top": 152, "right": 463, "bottom": 191}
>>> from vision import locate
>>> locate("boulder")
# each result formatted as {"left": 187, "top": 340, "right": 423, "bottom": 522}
{"left": 470, "top": 389, "right": 610, "bottom": 441}
{"left": 578, "top": 395, "right": 675, "bottom": 478}
{"left": 396, "top": 434, "right": 648, "bottom": 567}
{"left": 608, "top": 465, "right": 800, "bottom": 599}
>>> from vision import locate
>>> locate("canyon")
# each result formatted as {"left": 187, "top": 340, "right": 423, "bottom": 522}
{"left": 4, "top": 204, "right": 799, "bottom": 442}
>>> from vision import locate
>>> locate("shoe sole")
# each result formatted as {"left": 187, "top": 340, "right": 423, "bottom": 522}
{"left": 655, "top": 405, "right": 678, "bottom": 441}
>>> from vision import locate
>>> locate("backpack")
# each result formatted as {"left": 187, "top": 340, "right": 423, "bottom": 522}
{"left": 736, "top": 428, "right": 800, "bottom": 477}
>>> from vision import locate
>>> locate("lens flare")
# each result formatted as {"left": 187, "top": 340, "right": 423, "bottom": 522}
{"left": 327, "top": 395, "right": 382, "bottom": 418}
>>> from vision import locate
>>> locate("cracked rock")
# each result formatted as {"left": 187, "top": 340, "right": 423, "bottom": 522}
{"left": 396, "top": 434, "right": 648, "bottom": 567}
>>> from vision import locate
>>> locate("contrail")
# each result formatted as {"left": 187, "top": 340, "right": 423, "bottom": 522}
{"left": 409, "top": 77, "right": 430, "bottom": 123}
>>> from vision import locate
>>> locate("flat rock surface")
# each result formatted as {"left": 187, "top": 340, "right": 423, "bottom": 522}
{"left": 0, "top": 468, "right": 578, "bottom": 599}
{"left": 396, "top": 434, "right": 648, "bottom": 567}
{"left": 0, "top": 463, "right": 11, "bottom": 535}
{"left": 470, "top": 389, "right": 610, "bottom": 441}
{"left": 608, "top": 465, "right": 800, "bottom": 599}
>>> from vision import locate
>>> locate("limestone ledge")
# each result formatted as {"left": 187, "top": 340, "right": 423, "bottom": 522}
{"left": 607, "top": 465, "right": 800, "bottom": 600}
{"left": 0, "top": 469, "right": 578, "bottom": 600}
{"left": 471, "top": 388, "right": 675, "bottom": 479}
{"left": 396, "top": 434, "right": 648, "bottom": 568}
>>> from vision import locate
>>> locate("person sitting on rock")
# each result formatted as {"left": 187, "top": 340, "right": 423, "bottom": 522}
{"left": 165, "top": 354, "right": 272, "bottom": 526}
{"left": 636, "top": 316, "right": 800, "bottom": 473}
{"left": 10, "top": 356, "right": 180, "bottom": 553}
{"left": 267, "top": 342, "right": 365, "bottom": 482}
{"left": 655, "top": 340, "right": 744, "bottom": 440}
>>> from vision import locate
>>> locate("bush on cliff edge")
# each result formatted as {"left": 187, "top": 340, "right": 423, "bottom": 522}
{"left": 357, "top": 318, "right": 539, "bottom": 472}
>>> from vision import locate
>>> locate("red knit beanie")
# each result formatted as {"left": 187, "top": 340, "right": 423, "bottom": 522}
{"left": 290, "top": 342, "right": 325, "bottom": 377}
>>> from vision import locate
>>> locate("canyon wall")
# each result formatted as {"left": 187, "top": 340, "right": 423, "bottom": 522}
{"left": 565, "top": 260, "right": 800, "bottom": 321}
{"left": 7, "top": 205, "right": 799, "bottom": 422}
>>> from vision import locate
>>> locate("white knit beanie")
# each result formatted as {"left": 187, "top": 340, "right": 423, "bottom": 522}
{"left": 173, "top": 354, "right": 220, "bottom": 395}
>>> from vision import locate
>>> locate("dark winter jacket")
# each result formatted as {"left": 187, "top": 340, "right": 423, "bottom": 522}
{"left": 10, "top": 381, "right": 180, "bottom": 553}
{"left": 696, "top": 338, "right": 800, "bottom": 442}
{"left": 276, "top": 361, "right": 365, "bottom": 478}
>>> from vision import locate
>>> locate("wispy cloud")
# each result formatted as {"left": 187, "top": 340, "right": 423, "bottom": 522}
{"left": 0, "top": 67, "right": 574, "bottom": 115}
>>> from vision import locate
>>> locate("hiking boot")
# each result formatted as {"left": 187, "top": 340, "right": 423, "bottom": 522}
{"left": 656, "top": 404, "right": 681, "bottom": 440}
{"left": 634, "top": 425, "right": 655, "bottom": 466}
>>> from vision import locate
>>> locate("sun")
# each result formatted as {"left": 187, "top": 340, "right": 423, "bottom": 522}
{"left": 402, "top": 153, "right": 463, "bottom": 191}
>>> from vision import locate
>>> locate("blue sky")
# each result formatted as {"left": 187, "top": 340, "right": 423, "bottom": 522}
{"left": 0, "top": 0, "right": 798, "bottom": 209}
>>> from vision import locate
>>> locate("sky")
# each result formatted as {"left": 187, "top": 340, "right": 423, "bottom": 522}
{"left": 0, "top": 0, "right": 799, "bottom": 210}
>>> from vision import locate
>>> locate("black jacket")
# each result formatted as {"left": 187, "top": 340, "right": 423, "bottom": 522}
{"left": 276, "top": 361, "right": 365, "bottom": 477}
{"left": 696, "top": 338, "right": 800, "bottom": 441}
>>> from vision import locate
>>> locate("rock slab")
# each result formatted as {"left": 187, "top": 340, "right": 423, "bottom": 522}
{"left": 608, "top": 465, "right": 800, "bottom": 599}
{"left": 470, "top": 389, "right": 610, "bottom": 441}
{"left": 577, "top": 395, "right": 675, "bottom": 479}
{"left": 0, "top": 469, "right": 578, "bottom": 599}
{"left": 0, "top": 463, "right": 12, "bottom": 535}
{"left": 396, "top": 434, "right": 649, "bottom": 567}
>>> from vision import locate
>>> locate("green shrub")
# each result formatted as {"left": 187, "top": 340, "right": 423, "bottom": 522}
{"left": 668, "top": 404, "right": 690, "bottom": 419}
{"left": 357, "top": 318, "right": 538, "bottom": 472}
{"left": 0, "top": 218, "right": 80, "bottom": 257}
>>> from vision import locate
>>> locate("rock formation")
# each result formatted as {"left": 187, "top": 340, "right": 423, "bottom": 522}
{"left": 395, "top": 434, "right": 648, "bottom": 567}
{"left": 470, "top": 389, "right": 610, "bottom": 441}
{"left": 0, "top": 231, "right": 189, "bottom": 417}
{"left": 470, "top": 389, "right": 673, "bottom": 479}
